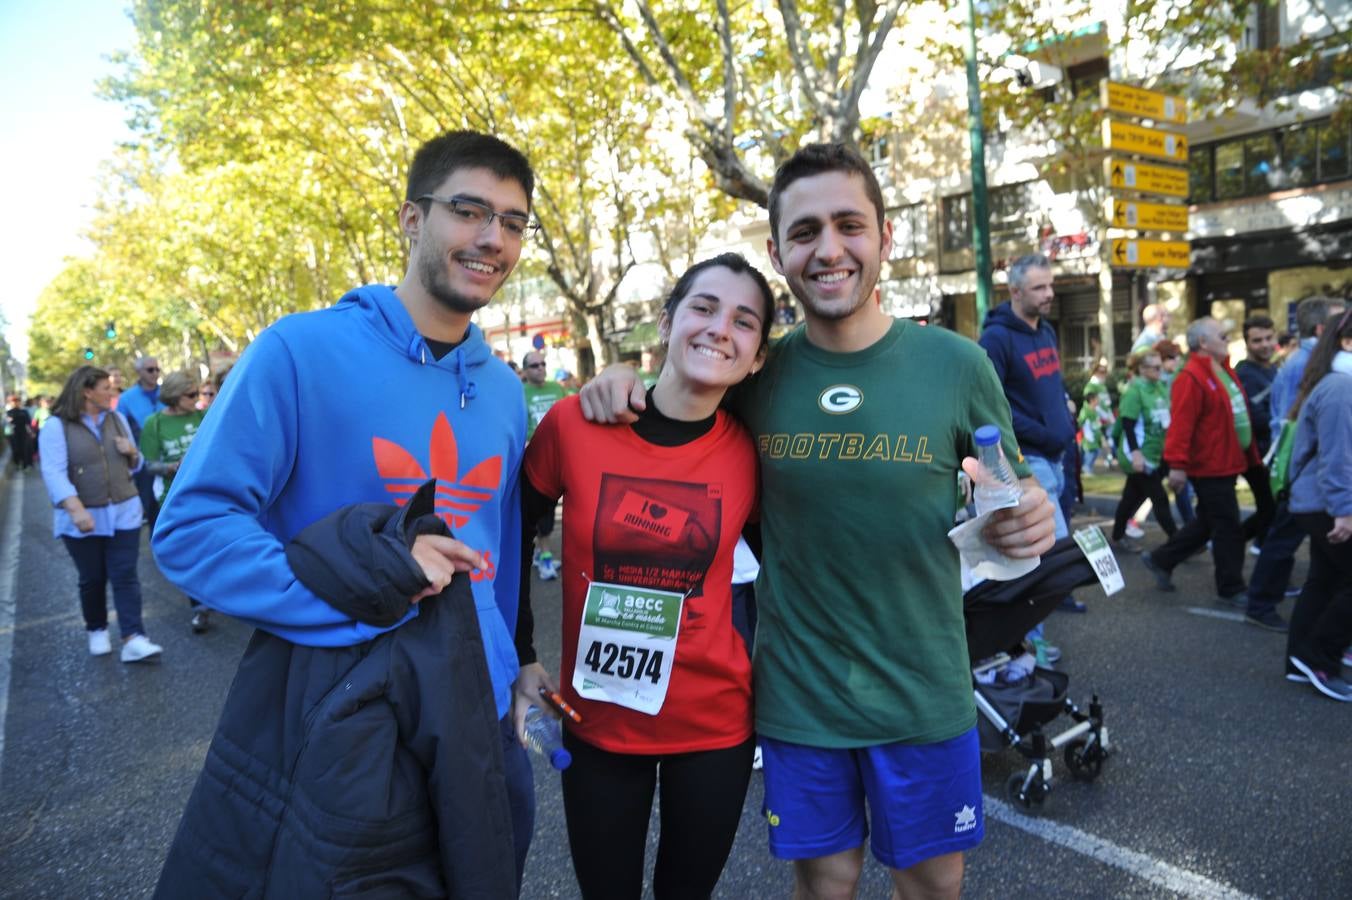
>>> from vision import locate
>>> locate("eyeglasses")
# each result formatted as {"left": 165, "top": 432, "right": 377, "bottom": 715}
{"left": 142, "top": 366, "right": 160, "bottom": 373}
{"left": 182, "top": 391, "right": 200, "bottom": 399}
{"left": 417, "top": 195, "right": 539, "bottom": 239}
{"left": 524, "top": 362, "right": 547, "bottom": 369}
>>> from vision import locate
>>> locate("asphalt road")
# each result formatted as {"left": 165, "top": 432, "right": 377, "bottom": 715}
{"left": 0, "top": 468, "right": 1348, "bottom": 899}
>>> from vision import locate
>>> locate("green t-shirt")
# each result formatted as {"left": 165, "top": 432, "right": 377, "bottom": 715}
{"left": 735, "top": 319, "right": 1028, "bottom": 748}
{"left": 523, "top": 381, "right": 569, "bottom": 440}
{"left": 1217, "top": 367, "right": 1252, "bottom": 451}
{"left": 1116, "top": 377, "right": 1170, "bottom": 467}
{"left": 139, "top": 409, "right": 206, "bottom": 492}
{"left": 1078, "top": 403, "right": 1103, "bottom": 449}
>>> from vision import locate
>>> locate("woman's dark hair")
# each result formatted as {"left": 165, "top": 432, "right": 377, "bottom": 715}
{"left": 1290, "top": 306, "right": 1352, "bottom": 420}
{"left": 660, "top": 252, "right": 775, "bottom": 352}
{"left": 51, "top": 366, "right": 109, "bottom": 422}
{"left": 1151, "top": 338, "right": 1180, "bottom": 360}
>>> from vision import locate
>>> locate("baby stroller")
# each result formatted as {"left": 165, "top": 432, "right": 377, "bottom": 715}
{"left": 964, "top": 537, "right": 1110, "bottom": 809}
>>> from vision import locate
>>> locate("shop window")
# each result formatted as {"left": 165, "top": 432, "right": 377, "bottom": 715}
{"left": 1244, "top": 133, "right": 1279, "bottom": 193}
{"left": 1215, "top": 141, "right": 1245, "bottom": 199}
{"left": 890, "top": 203, "right": 929, "bottom": 260}
{"left": 942, "top": 194, "right": 972, "bottom": 252}
{"left": 1283, "top": 124, "right": 1319, "bottom": 188}
{"left": 1189, "top": 147, "right": 1214, "bottom": 203}
{"left": 1319, "top": 121, "right": 1350, "bottom": 181}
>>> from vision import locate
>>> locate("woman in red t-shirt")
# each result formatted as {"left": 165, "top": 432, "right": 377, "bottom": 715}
{"left": 514, "top": 253, "right": 772, "bottom": 900}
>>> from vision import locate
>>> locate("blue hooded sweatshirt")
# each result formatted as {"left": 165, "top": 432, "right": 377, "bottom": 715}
{"left": 977, "top": 302, "right": 1076, "bottom": 459}
{"left": 152, "top": 285, "right": 526, "bottom": 718}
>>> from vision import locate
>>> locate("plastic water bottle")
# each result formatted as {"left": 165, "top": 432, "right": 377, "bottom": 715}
{"left": 973, "top": 425, "right": 1022, "bottom": 514}
{"left": 523, "top": 706, "right": 572, "bottom": 771}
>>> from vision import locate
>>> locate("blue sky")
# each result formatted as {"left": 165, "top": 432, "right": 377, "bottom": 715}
{"left": 0, "top": 2, "right": 137, "bottom": 363}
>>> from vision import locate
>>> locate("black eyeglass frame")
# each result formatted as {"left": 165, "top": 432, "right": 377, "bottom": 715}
{"left": 415, "top": 194, "right": 539, "bottom": 239}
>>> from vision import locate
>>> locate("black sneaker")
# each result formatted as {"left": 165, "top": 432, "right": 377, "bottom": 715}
{"left": 1140, "top": 552, "right": 1175, "bottom": 592}
{"left": 191, "top": 609, "right": 211, "bottom": 634}
{"left": 1288, "top": 656, "right": 1352, "bottom": 702}
{"left": 1109, "top": 536, "right": 1143, "bottom": 555}
{"left": 1244, "top": 610, "right": 1288, "bottom": 633}
{"left": 1217, "top": 592, "right": 1247, "bottom": 609}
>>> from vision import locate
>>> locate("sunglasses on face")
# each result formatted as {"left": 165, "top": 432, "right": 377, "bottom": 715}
{"left": 525, "top": 362, "right": 547, "bottom": 369}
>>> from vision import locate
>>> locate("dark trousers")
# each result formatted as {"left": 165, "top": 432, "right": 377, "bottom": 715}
{"left": 1245, "top": 501, "right": 1306, "bottom": 617}
{"left": 1287, "top": 513, "right": 1352, "bottom": 673}
{"left": 500, "top": 714, "right": 534, "bottom": 895}
{"left": 560, "top": 732, "right": 754, "bottom": 900}
{"left": 1240, "top": 464, "right": 1276, "bottom": 546}
{"left": 1113, "top": 469, "right": 1177, "bottom": 541}
{"left": 1150, "top": 475, "right": 1246, "bottom": 597}
{"left": 134, "top": 468, "right": 160, "bottom": 529}
{"left": 61, "top": 529, "right": 144, "bottom": 638}
{"left": 1175, "top": 480, "right": 1196, "bottom": 524}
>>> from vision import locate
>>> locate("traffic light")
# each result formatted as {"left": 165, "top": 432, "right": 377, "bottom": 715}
{"left": 105, "top": 321, "right": 117, "bottom": 340}
{"left": 83, "top": 347, "right": 95, "bottom": 360}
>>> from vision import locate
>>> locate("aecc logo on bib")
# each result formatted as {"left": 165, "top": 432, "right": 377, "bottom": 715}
{"left": 819, "top": 384, "right": 863, "bottom": 414}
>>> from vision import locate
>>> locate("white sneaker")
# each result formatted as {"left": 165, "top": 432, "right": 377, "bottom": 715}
{"left": 1249, "top": 544, "right": 1262, "bottom": 557}
{"left": 88, "top": 629, "right": 112, "bottom": 656}
{"left": 752, "top": 745, "right": 763, "bottom": 771}
{"left": 1125, "top": 519, "right": 1145, "bottom": 539}
{"left": 121, "top": 634, "right": 163, "bottom": 663}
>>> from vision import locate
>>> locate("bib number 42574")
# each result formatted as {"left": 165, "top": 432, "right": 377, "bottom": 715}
{"left": 582, "top": 641, "right": 664, "bottom": 684}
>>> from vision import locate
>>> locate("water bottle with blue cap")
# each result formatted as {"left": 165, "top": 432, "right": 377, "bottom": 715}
{"left": 523, "top": 706, "right": 572, "bottom": 770}
{"left": 973, "top": 424, "right": 1022, "bottom": 514}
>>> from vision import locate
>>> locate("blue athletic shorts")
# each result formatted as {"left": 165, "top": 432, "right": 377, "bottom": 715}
{"left": 759, "top": 726, "right": 984, "bottom": 871}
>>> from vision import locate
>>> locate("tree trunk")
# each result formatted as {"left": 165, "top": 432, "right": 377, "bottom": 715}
{"left": 583, "top": 308, "right": 611, "bottom": 371}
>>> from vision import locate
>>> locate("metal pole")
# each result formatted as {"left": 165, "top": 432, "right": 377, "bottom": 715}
{"left": 965, "top": 0, "right": 994, "bottom": 325}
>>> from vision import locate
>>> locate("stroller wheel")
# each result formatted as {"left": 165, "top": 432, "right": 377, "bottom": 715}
{"left": 1064, "top": 739, "right": 1107, "bottom": 781}
{"left": 1005, "top": 770, "right": 1047, "bottom": 808}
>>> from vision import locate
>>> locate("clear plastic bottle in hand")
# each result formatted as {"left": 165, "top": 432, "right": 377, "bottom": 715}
{"left": 973, "top": 425, "right": 1022, "bottom": 514}
{"left": 523, "top": 706, "right": 572, "bottom": 771}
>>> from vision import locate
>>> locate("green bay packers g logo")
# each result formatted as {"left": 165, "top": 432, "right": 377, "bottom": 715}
{"left": 819, "top": 384, "right": 863, "bottom": 414}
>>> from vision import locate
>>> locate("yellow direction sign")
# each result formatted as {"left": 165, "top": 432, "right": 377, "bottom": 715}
{"left": 1105, "top": 198, "right": 1189, "bottom": 232}
{"left": 1102, "top": 119, "right": 1188, "bottom": 163}
{"left": 1101, "top": 81, "right": 1186, "bottom": 124}
{"left": 1104, "top": 157, "right": 1189, "bottom": 199}
{"left": 1109, "top": 238, "right": 1190, "bottom": 269}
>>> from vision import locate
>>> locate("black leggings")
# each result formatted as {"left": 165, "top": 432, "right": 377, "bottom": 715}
{"left": 560, "top": 731, "right": 754, "bottom": 900}
{"left": 1112, "top": 467, "right": 1177, "bottom": 541}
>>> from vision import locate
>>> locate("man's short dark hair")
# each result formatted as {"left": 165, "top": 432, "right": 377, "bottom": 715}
{"left": 1295, "top": 294, "right": 1344, "bottom": 338}
{"left": 1242, "top": 314, "right": 1275, "bottom": 339}
{"left": 768, "top": 143, "right": 885, "bottom": 243}
{"left": 406, "top": 131, "right": 535, "bottom": 210}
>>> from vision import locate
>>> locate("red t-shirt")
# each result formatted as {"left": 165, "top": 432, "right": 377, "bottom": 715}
{"left": 525, "top": 395, "right": 757, "bottom": 754}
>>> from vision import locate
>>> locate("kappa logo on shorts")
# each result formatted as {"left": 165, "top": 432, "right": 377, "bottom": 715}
{"left": 764, "top": 808, "right": 781, "bottom": 827}
{"left": 953, "top": 804, "right": 977, "bottom": 834}
{"left": 818, "top": 384, "right": 863, "bottom": 415}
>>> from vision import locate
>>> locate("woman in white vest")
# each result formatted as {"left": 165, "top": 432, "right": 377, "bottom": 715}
{"left": 38, "top": 365, "right": 162, "bottom": 662}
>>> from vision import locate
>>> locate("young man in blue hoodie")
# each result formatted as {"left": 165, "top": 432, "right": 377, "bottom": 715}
{"left": 152, "top": 131, "right": 536, "bottom": 896}
{"left": 979, "top": 254, "right": 1083, "bottom": 629}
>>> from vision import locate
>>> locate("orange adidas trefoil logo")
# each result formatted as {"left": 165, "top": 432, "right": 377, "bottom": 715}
{"left": 373, "top": 414, "right": 502, "bottom": 529}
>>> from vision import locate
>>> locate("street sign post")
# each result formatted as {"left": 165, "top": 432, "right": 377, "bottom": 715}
{"left": 1105, "top": 198, "right": 1189, "bottom": 232}
{"left": 1101, "top": 81, "right": 1186, "bottom": 124}
{"left": 1102, "top": 119, "right": 1188, "bottom": 163}
{"left": 1108, "top": 238, "right": 1190, "bottom": 269}
{"left": 1103, "top": 157, "right": 1189, "bottom": 199}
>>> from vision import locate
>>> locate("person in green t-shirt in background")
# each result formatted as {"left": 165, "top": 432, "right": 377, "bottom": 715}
{"left": 140, "top": 370, "right": 210, "bottom": 633}
{"left": 522, "top": 350, "right": 568, "bottom": 579}
{"left": 1078, "top": 391, "right": 1106, "bottom": 474}
{"left": 1109, "top": 350, "right": 1177, "bottom": 551}
{"left": 578, "top": 143, "right": 1055, "bottom": 900}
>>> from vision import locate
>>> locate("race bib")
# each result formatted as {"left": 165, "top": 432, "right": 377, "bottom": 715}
{"left": 1073, "top": 526, "right": 1124, "bottom": 596}
{"left": 572, "top": 581, "right": 684, "bottom": 715}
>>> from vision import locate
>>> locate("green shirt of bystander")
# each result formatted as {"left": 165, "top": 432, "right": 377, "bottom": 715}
{"left": 523, "top": 380, "right": 568, "bottom": 440}
{"left": 1115, "top": 377, "right": 1170, "bottom": 469}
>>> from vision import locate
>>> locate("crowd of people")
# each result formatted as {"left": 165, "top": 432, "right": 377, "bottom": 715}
{"left": 1061, "top": 296, "right": 1352, "bottom": 703}
{"left": 7, "top": 126, "right": 1347, "bottom": 899}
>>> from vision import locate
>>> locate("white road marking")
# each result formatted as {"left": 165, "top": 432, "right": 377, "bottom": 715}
{"left": 985, "top": 796, "right": 1260, "bottom": 899}
{"left": 1184, "top": 607, "right": 1246, "bottom": 623}
{"left": 0, "top": 471, "right": 25, "bottom": 773}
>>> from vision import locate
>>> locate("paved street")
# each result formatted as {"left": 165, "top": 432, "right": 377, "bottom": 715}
{"left": 0, "top": 467, "right": 1348, "bottom": 899}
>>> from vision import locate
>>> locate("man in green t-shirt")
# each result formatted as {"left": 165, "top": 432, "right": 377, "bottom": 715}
{"left": 522, "top": 350, "right": 568, "bottom": 440}
{"left": 580, "top": 143, "right": 1054, "bottom": 899}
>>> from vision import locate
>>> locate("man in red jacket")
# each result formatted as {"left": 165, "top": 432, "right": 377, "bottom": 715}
{"left": 1143, "top": 317, "right": 1265, "bottom": 602}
